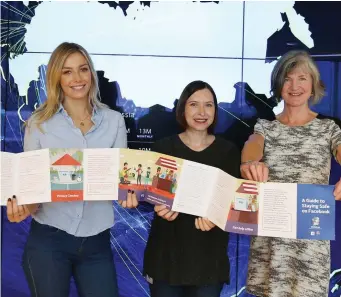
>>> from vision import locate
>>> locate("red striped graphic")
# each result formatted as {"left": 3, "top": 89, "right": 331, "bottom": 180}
{"left": 155, "top": 157, "right": 178, "bottom": 170}
{"left": 236, "top": 182, "right": 258, "bottom": 194}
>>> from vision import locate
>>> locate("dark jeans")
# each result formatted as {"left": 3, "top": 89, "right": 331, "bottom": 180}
{"left": 149, "top": 280, "right": 224, "bottom": 297}
{"left": 22, "top": 219, "right": 118, "bottom": 297}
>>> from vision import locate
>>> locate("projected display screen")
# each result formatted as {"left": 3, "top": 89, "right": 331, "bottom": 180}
{"left": 1, "top": 2, "right": 341, "bottom": 297}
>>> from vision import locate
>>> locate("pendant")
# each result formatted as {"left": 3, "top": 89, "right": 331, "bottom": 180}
{"left": 80, "top": 122, "right": 84, "bottom": 126}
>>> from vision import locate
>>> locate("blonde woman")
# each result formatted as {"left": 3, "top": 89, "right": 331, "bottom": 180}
{"left": 6, "top": 42, "right": 137, "bottom": 297}
{"left": 241, "top": 50, "right": 341, "bottom": 297}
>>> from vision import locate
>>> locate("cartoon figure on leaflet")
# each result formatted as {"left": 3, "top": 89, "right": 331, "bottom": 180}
{"left": 155, "top": 167, "right": 161, "bottom": 178}
{"left": 171, "top": 173, "right": 177, "bottom": 194}
{"left": 121, "top": 162, "right": 131, "bottom": 184}
{"left": 144, "top": 167, "right": 151, "bottom": 186}
{"left": 136, "top": 164, "right": 143, "bottom": 185}
{"left": 160, "top": 169, "right": 168, "bottom": 179}
{"left": 166, "top": 170, "right": 174, "bottom": 180}
{"left": 248, "top": 195, "right": 258, "bottom": 212}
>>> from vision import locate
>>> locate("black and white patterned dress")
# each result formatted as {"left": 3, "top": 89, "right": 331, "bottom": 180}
{"left": 246, "top": 116, "right": 341, "bottom": 297}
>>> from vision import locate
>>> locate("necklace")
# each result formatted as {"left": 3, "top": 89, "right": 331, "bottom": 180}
{"left": 67, "top": 112, "right": 91, "bottom": 126}
{"left": 79, "top": 113, "right": 91, "bottom": 126}
{"left": 64, "top": 106, "right": 92, "bottom": 127}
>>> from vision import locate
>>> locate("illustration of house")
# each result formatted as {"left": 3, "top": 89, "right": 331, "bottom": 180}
{"left": 51, "top": 154, "right": 82, "bottom": 183}
{"left": 152, "top": 157, "right": 178, "bottom": 193}
{"left": 229, "top": 181, "right": 259, "bottom": 224}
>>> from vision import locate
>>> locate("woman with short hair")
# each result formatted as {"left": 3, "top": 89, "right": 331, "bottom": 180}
{"left": 241, "top": 50, "right": 341, "bottom": 297}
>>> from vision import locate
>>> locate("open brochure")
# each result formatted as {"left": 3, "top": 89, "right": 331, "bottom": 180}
{"left": 0, "top": 148, "right": 336, "bottom": 240}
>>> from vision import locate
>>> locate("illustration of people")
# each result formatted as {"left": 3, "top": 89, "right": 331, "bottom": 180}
{"left": 166, "top": 169, "right": 174, "bottom": 180}
{"left": 248, "top": 195, "right": 258, "bottom": 212}
{"left": 144, "top": 167, "right": 151, "bottom": 186}
{"left": 172, "top": 173, "right": 177, "bottom": 184}
{"left": 160, "top": 168, "right": 168, "bottom": 179}
{"left": 136, "top": 164, "right": 143, "bottom": 185}
{"left": 171, "top": 173, "right": 177, "bottom": 193}
{"left": 121, "top": 162, "right": 131, "bottom": 183}
{"left": 155, "top": 167, "right": 161, "bottom": 178}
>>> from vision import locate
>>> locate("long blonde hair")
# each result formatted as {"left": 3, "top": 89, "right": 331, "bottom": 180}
{"left": 28, "top": 42, "right": 105, "bottom": 130}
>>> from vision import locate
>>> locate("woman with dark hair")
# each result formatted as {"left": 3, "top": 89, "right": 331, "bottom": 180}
{"left": 143, "top": 80, "right": 241, "bottom": 297}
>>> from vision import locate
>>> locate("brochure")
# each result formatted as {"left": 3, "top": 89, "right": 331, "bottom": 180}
{"left": 0, "top": 148, "right": 335, "bottom": 240}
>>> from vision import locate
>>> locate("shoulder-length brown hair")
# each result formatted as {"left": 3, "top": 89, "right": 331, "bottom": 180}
{"left": 270, "top": 50, "right": 325, "bottom": 104}
{"left": 176, "top": 80, "right": 218, "bottom": 134}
